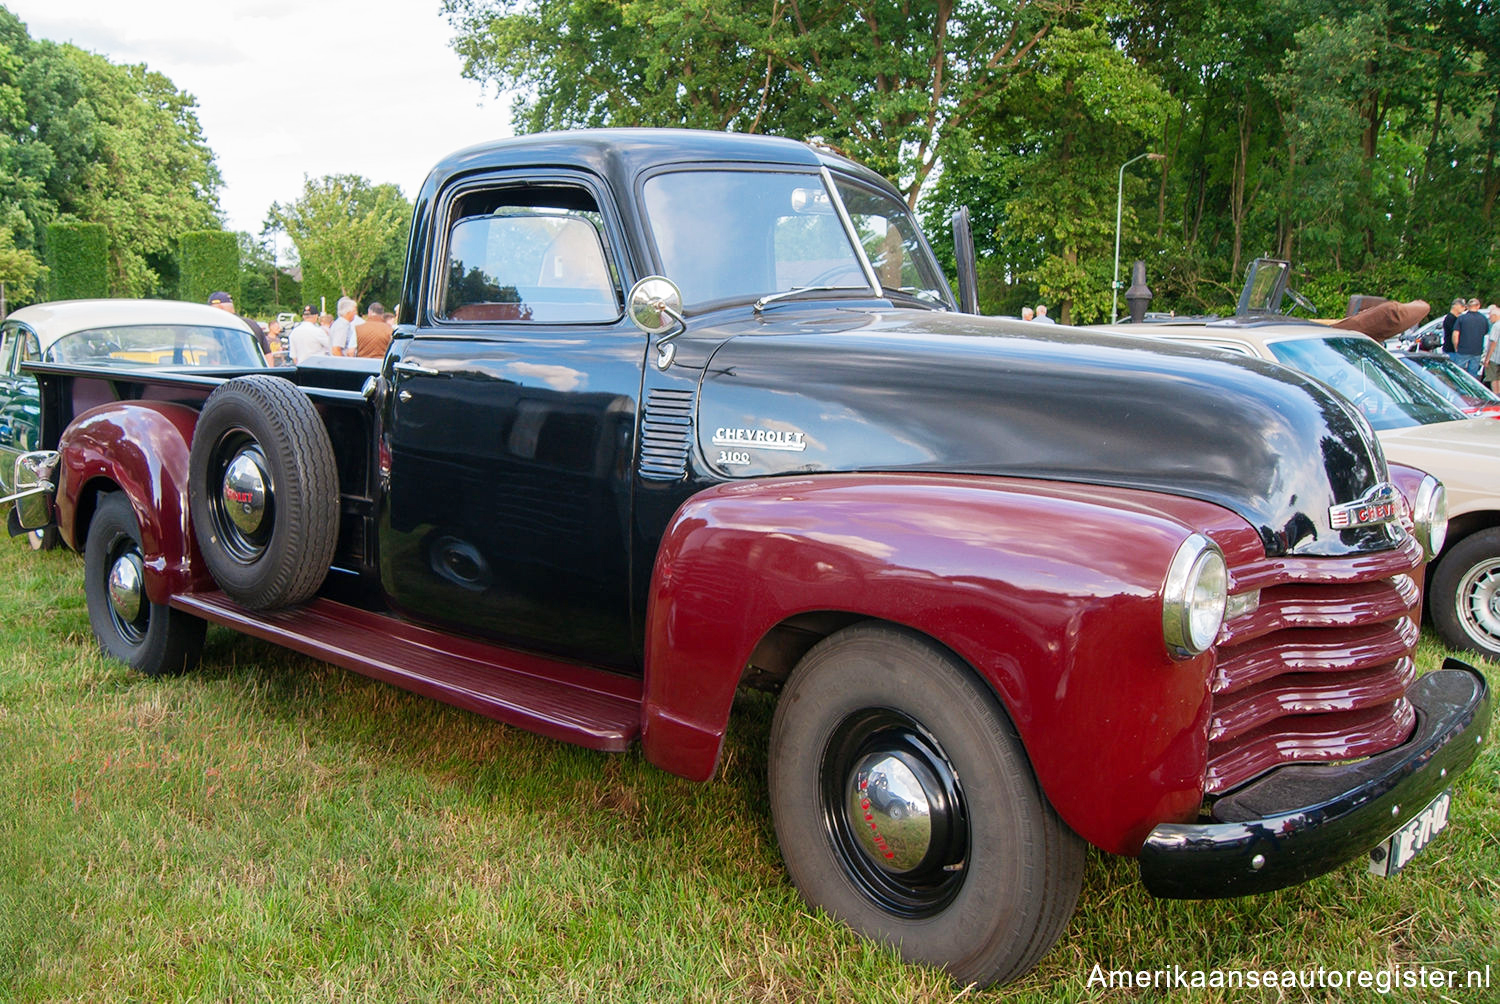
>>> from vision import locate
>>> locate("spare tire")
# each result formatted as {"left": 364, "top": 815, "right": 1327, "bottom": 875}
{"left": 188, "top": 374, "right": 339, "bottom": 609}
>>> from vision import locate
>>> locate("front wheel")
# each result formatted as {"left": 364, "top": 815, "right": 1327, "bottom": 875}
{"left": 84, "top": 492, "right": 205, "bottom": 676}
{"left": 1430, "top": 528, "right": 1500, "bottom": 659}
{"left": 768, "top": 624, "right": 1083, "bottom": 988}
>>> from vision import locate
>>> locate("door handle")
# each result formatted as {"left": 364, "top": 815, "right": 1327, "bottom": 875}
{"left": 393, "top": 361, "right": 440, "bottom": 377}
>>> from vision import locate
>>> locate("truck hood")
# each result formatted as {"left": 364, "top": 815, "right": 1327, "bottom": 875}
{"left": 1378, "top": 418, "right": 1500, "bottom": 517}
{"left": 692, "top": 308, "right": 1395, "bottom": 558}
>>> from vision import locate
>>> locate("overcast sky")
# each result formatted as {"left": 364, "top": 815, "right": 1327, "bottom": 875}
{"left": 6, "top": 0, "right": 514, "bottom": 246}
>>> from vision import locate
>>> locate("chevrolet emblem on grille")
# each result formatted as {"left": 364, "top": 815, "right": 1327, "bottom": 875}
{"left": 1329, "top": 482, "right": 1398, "bottom": 529}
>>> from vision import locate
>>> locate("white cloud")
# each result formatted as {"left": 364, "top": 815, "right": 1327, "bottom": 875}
{"left": 7, "top": 0, "right": 514, "bottom": 241}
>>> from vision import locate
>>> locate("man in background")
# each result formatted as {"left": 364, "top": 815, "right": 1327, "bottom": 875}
{"left": 207, "top": 290, "right": 270, "bottom": 355}
{"left": 287, "top": 304, "right": 331, "bottom": 364}
{"left": 330, "top": 297, "right": 360, "bottom": 356}
{"left": 1453, "top": 297, "right": 1489, "bottom": 377}
{"left": 1441, "top": 297, "right": 1465, "bottom": 350}
{"left": 355, "top": 301, "right": 394, "bottom": 358}
{"left": 1033, "top": 303, "right": 1056, "bottom": 324}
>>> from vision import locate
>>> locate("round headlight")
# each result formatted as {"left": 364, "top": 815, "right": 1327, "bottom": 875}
{"left": 1163, "top": 534, "right": 1228, "bottom": 658}
{"left": 1412, "top": 475, "right": 1447, "bottom": 560}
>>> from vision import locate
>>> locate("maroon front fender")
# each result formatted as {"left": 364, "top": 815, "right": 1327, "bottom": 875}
{"left": 641, "top": 473, "right": 1245, "bottom": 855}
{"left": 56, "top": 401, "right": 210, "bottom": 604}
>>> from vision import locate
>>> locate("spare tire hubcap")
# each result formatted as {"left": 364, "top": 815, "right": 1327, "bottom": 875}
{"left": 222, "top": 447, "right": 270, "bottom": 535}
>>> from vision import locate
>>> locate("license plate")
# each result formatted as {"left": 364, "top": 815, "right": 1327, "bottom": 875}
{"left": 1368, "top": 789, "right": 1451, "bottom": 877}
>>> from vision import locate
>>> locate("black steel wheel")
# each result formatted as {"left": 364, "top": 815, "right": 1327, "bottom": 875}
{"left": 188, "top": 375, "right": 338, "bottom": 609}
{"left": 1430, "top": 528, "right": 1500, "bottom": 659}
{"left": 768, "top": 623, "right": 1083, "bottom": 988}
{"left": 83, "top": 492, "right": 204, "bottom": 676}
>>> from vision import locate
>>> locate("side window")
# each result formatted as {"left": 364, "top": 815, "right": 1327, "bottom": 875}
{"left": 441, "top": 184, "right": 622, "bottom": 324}
{"left": 18, "top": 329, "right": 40, "bottom": 363}
{"left": 0, "top": 325, "right": 16, "bottom": 375}
{"left": 832, "top": 180, "right": 947, "bottom": 301}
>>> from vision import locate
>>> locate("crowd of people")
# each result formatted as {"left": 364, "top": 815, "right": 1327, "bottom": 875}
{"left": 207, "top": 291, "right": 395, "bottom": 365}
{"left": 1439, "top": 296, "right": 1500, "bottom": 391}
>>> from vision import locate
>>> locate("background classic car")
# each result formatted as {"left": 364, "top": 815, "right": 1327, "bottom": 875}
{"left": 0, "top": 299, "right": 265, "bottom": 548}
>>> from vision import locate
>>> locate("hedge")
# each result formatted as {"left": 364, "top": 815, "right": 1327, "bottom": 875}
{"left": 177, "top": 231, "right": 240, "bottom": 305}
{"left": 44, "top": 222, "right": 108, "bottom": 300}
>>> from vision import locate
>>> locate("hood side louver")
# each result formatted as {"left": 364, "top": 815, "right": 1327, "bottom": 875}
{"left": 640, "top": 387, "right": 696, "bottom": 480}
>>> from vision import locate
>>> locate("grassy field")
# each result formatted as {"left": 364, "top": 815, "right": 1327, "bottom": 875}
{"left": 1, "top": 535, "right": 1496, "bottom": 1003}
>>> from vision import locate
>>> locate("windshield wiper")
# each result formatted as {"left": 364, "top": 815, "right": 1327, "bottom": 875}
{"left": 753, "top": 285, "right": 874, "bottom": 312}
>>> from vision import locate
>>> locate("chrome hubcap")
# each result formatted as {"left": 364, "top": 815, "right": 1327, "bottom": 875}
{"left": 847, "top": 752, "right": 933, "bottom": 873}
{"left": 209, "top": 432, "right": 275, "bottom": 563}
{"left": 222, "top": 447, "right": 269, "bottom": 535}
{"left": 107, "top": 551, "right": 145, "bottom": 623}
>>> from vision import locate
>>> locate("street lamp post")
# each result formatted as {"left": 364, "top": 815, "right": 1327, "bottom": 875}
{"left": 1112, "top": 152, "right": 1164, "bottom": 323}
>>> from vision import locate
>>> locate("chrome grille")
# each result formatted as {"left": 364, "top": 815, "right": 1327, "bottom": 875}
{"left": 1206, "top": 533, "right": 1425, "bottom": 795}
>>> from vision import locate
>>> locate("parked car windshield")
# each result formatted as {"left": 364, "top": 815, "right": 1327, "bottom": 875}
{"left": 44, "top": 324, "right": 265, "bottom": 368}
{"left": 1266, "top": 336, "right": 1467, "bottom": 430}
{"left": 1398, "top": 353, "right": 1500, "bottom": 408}
{"left": 642, "top": 169, "right": 953, "bottom": 311}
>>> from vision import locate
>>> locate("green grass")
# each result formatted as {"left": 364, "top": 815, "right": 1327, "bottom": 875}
{"left": 1, "top": 537, "right": 1496, "bottom": 1003}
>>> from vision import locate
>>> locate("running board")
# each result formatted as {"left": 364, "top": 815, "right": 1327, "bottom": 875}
{"left": 171, "top": 592, "right": 643, "bottom": 752}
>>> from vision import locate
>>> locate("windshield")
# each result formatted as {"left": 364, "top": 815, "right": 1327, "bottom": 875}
{"left": 1399, "top": 354, "right": 1500, "bottom": 407}
{"left": 641, "top": 168, "right": 952, "bottom": 310}
{"left": 44, "top": 324, "right": 265, "bottom": 368}
{"left": 1267, "top": 336, "right": 1467, "bottom": 430}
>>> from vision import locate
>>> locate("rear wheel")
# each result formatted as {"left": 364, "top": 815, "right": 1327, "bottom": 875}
{"left": 768, "top": 623, "right": 1083, "bottom": 988}
{"left": 83, "top": 492, "right": 204, "bottom": 676}
{"left": 1430, "top": 528, "right": 1500, "bottom": 659}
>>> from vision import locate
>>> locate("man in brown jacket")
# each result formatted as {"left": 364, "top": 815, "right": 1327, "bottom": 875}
{"left": 354, "top": 301, "right": 394, "bottom": 359}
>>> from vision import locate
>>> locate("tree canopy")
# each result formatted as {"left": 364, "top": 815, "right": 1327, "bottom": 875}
{"left": 268, "top": 175, "right": 411, "bottom": 310}
{"left": 0, "top": 7, "right": 221, "bottom": 301}
{"left": 446, "top": 0, "right": 1500, "bottom": 322}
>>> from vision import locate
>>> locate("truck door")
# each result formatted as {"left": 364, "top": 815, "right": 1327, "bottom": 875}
{"left": 380, "top": 174, "right": 647, "bottom": 670}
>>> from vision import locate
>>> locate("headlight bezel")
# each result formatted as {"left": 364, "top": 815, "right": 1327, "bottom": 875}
{"left": 1162, "top": 533, "right": 1229, "bottom": 659}
{"left": 1411, "top": 475, "right": 1447, "bottom": 561}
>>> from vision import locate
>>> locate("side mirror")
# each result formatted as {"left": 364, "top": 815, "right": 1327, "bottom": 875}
{"left": 627, "top": 276, "right": 687, "bottom": 369}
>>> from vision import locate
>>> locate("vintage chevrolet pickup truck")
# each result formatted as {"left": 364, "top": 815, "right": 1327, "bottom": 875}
{"left": 3, "top": 129, "right": 1491, "bottom": 987}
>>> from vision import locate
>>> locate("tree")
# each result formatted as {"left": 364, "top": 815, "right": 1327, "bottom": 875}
{"left": 176, "top": 230, "right": 239, "bottom": 305}
{"left": 55, "top": 46, "right": 222, "bottom": 296}
{"left": 0, "top": 10, "right": 223, "bottom": 303}
{"left": 268, "top": 175, "right": 411, "bottom": 307}
{"left": 443, "top": 0, "right": 1079, "bottom": 206}
{"left": 0, "top": 223, "right": 41, "bottom": 301}
{"left": 236, "top": 232, "right": 300, "bottom": 317}
{"left": 926, "top": 24, "right": 1169, "bottom": 323}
